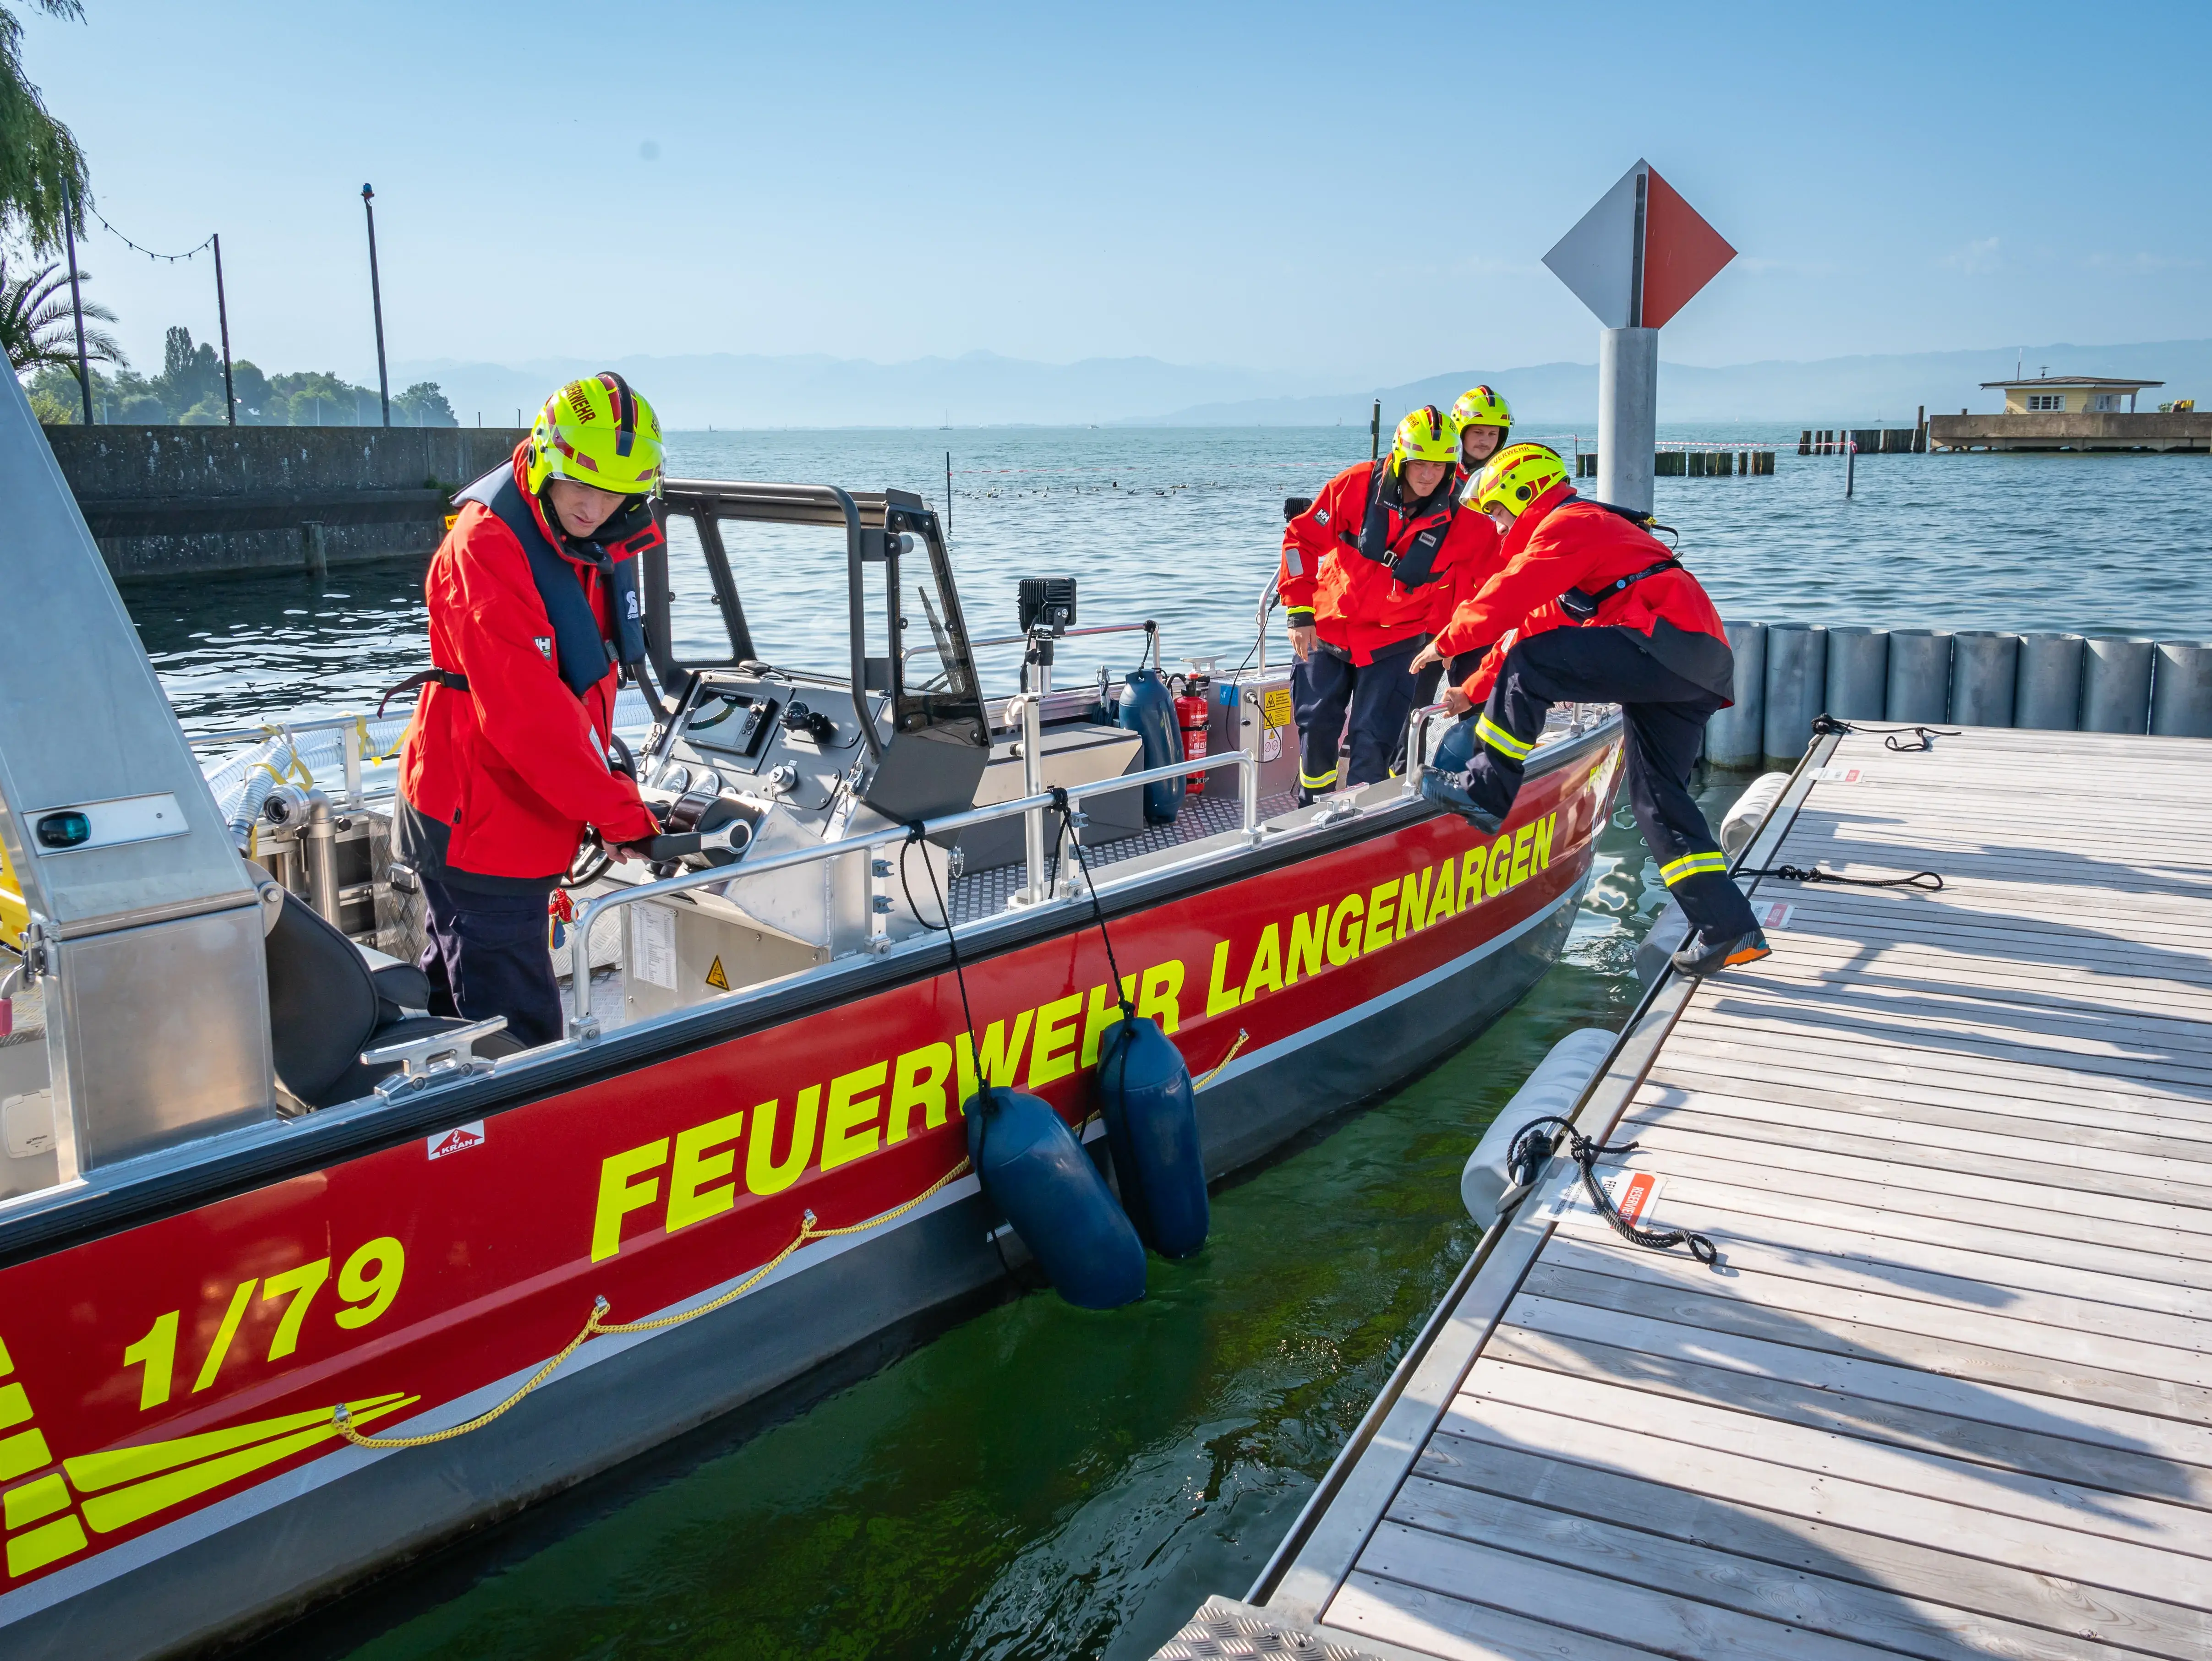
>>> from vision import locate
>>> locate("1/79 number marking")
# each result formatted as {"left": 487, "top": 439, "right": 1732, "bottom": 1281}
{"left": 121, "top": 1236, "right": 407, "bottom": 1411}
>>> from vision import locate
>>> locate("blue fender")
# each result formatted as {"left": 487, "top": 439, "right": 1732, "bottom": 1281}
{"left": 1117, "top": 669, "right": 1185, "bottom": 824}
{"left": 1097, "top": 1016, "right": 1209, "bottom": 1258}
{"left": 965, "top": 1086, "right": 1147, "bottom": 1309}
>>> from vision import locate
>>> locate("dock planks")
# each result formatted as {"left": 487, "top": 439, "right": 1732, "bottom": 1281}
{"left": 1181, "top": 726, "right": 2212, "bottom": 1661}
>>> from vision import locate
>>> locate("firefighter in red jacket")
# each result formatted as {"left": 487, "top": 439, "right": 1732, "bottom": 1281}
{"left": 1411, "top": 443, "right": 1769, "bottom": 976}
{"left": 393, "top": 375, "right": 666, "bottom": 1046}
{"left": 1278, "top": 406, "right": 1491, "bottom": 802}
{"left": 1415, "top": 384, "right": 1513, "bottom": 702}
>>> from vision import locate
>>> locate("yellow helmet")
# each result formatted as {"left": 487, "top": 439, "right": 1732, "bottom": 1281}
{"left": 524, "top": 373, "right": 665, "bottom": 498}
{"left": 1389, "top": 404, "right": 1459, "bottom": 474}
{"left": 1469, "top": 442, "right": 1570, "bottom": 518}
{"left": 1449, "top": 384, "right": 1512, "bottom": 431}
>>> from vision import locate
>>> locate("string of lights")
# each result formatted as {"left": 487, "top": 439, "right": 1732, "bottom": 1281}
{"left": 87, "top": 207, "right": 212, "bottom": 263}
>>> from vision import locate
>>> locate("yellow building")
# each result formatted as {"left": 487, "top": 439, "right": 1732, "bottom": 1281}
{"left": 1983, "top": 374, "right": 2161, "bottom": 414}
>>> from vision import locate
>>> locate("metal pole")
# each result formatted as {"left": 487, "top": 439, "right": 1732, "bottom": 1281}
{"left": 361, "top": 184, "right": 390, "bottom": 427}
{"left": 213, "top": 233, "right": 236, "bottom": 425}
{"left": 1845, "top": 439, "right": 1855, "bottom": 498}
{"left": 1596, "top": 327, "right": 1658, "bottom": 513}
{"left": 1369, "top": 398, "right": 1381, "bottom": 461}
{"left": 944, "top": 449, "right": 952, "bottom": 540}
{"left": 63, "top": 184, "right": 92, "bottom": 425}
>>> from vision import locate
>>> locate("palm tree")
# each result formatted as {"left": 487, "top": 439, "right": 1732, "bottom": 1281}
{"left": 0, "top": 251, "right": 122, "bottom": 375}
{"left": 0, "top": 2, "right": 90, "bottom": 253}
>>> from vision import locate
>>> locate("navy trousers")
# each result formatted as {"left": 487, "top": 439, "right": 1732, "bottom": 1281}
{"left": 1291, "top": 639, "right": 1423, "bottom": 802}
{"left": 418, "top": 876, "right": 564, "bottom": 1049}
{"left": 1458, "top": 628, "right": 1757, "bottom": 940}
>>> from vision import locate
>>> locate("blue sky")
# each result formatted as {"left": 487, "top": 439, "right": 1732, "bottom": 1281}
{"left": 27, "top": 0, "right": 2212, "bottom": 387}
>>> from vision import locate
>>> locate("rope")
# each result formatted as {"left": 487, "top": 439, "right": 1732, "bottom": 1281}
{"left": 1740, "top": 863, "right": 1944, "bottom": 892}
{"left": 1809, "top": 714, "right": 1959, "bottom": 753}
{"left": 355, "top": 715, "right": 405, "bottom": 766}
{"left": 1193, "top": 1028, "right": 1248, "bottom": 1090}
{"left": 1507, "top": 1115, "right": 1718, "bottom": 1267}
{"left": 333, "top": 1155, "right": 973, "bottom": 1450}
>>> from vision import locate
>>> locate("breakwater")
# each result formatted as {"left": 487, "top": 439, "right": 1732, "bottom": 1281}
{"left": 1708, "top": 621, "right": 2212, "bottom": 767}
{"left": 48, "top": 425, "right": 525, "bottom": 580}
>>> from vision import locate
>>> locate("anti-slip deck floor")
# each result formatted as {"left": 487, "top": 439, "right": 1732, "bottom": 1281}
{"left": 1244, "top": 726, "right": 2212, "bottom": 1661}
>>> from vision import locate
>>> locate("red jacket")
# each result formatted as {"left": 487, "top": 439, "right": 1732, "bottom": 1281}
{"left": 397, "top": 447, "right": 658, "bottom": 884}
{"left": 1442, "top": 486, "right": 1731, "bottom": 703}
{"left": 1279, "top": 461, "right": 1493, "bottom": 665}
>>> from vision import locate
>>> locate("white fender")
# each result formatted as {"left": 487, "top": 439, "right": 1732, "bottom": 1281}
{"left": 1460, "top": 1027, "right": 1617, "bottom": 1230}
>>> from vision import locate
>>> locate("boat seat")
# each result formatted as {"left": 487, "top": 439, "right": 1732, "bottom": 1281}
{"left": 257, "top": 880, "right": 520, "bottom": 1108}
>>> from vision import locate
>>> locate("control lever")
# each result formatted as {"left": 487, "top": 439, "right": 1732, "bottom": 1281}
{"left": 629, "top": 820, "right": 752, "bottom": 864}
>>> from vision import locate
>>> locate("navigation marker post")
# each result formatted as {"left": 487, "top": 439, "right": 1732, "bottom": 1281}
{"left": 1543, "top": 160, "right": 1734, "bottom": 514}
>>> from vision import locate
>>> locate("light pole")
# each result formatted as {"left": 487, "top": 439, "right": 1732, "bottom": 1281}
{"left": 361, "top": 183, "right": 391, "bottom": 427}
{"left": 213, "top": 232, "right": 235, "bottom": 425}
{"left": 63, "top": 182, "right": 93, "bottom": 424}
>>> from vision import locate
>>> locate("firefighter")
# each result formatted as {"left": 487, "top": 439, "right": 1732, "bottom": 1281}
{"left": 1278, "top": 405, "right": 1491, "bottom": 803}
{"left": 1411, "top": 443, "right": 1769, "bottom": 977}
{"left": 1416, "top": 384, "right": 1514, "bottom": 701}
{"left": 392, "top": 375, "right": 666, "bottom": 1046}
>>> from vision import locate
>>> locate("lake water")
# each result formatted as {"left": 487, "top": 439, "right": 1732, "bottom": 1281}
{"left": 139, "top": 426, "right": 2201, "bottom": 1661}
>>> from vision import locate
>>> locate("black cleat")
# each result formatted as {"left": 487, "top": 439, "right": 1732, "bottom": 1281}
{"left": 1671, "top": 926, "right": 1772, "bottom": 978}
{"left": 1419, "top": 767, "right": 1504, "bottom": 833}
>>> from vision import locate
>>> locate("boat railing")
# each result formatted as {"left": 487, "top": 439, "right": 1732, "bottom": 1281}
{"left": 563, "top": 741, "right": 1262, "bottom": 1037}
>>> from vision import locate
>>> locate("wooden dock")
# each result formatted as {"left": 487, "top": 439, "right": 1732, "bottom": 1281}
{"left": 1157, "top": 724, "right": 2212, "bottom": 1661}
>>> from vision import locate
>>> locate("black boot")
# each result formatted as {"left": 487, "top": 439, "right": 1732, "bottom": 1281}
{"left": 1670, "top": 926, "right": 1771, "bottom": 977}
{"left": 1418, "top": 767, "right": 1503, "bottom": 833}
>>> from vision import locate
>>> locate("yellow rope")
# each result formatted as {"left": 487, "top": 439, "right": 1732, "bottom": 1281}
{"left": 1194, "top": 1028, "right": 1248, "bottom": 1090}
{"left": 355, "top": 714, "right": 406, "bottom": 766}
{"left": 333, "top": 1155, "right": 973, "bottom": 1450}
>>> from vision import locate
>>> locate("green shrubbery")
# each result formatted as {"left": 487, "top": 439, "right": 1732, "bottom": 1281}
{"left": 27, "top": 327, "right": 456, "bottom": 426}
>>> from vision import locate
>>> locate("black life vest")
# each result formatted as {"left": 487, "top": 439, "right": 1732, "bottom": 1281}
{"left": 1342, "top": 463, "right": 1459, "bottom": 589}
{"left": 450, "top": 464, "right": 651, "bottom": 698}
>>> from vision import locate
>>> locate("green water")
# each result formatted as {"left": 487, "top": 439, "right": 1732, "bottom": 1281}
{"left": 256, "top": 785, "right": 1735, "bottom": 1661}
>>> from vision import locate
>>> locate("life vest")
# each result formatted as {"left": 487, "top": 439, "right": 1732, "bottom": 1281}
{"left": 380, "top": 465, "right": 658, "bottom": 714}
{"left": 1344, "top": 464, "right": 1459, "bottom": 590}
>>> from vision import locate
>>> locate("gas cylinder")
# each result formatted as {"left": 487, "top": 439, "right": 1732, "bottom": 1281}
{"left": 1173, "top": 675, "right": 1210, "bottom": 795}
{"left": 1097, "top": 1015, "right": 1209, "bottom": 1257}
{"left": 966, "top": 1085, "right": 1147, "bottom": 1309}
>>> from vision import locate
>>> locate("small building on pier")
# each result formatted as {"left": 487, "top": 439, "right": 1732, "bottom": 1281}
{"left": 1929, "top": 371, "right": 2209, "bottom": 452}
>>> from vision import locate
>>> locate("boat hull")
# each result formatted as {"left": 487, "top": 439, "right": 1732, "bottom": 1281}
{"left": 0, "top": 731, "right": 1620, "bottom": 1658}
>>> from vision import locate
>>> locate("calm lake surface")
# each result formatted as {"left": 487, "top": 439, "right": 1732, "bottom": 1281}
{"left": 139, "top": 426, "right": 2199, "bottom": 1660}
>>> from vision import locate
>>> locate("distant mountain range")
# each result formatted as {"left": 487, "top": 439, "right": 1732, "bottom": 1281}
{"left": 394, "top": 339, "right": 2211, "bottom": 431}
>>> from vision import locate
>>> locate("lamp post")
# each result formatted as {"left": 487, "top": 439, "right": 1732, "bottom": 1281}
{"left": 63, "top": 182, "right": 93, "bottom": 425}
{"left": 213, "top": 233, "right": 235, "bottom": 425}
{"left": 361, "top": 183, "right": 391, "bottom": 427}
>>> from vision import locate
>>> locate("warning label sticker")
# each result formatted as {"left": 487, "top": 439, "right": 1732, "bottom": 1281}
{"left": 1262, "top": 687, "right": 1294, "bottom": 729}
{"left": 1262, "top": 727, "right": 1283, "bottom": 762}
{"left": 1752, "top": 899, "right": 1796, "bottom": 931}
{"left": 1813, "top": 764, "right": 1868, "bottom": 784}
{"left": 705, "top": 955, "right": 730, "bottom": 991}
{"left": 427, "top": 1121, "right": 485, "bottom": 1160}
{"left": 1539, "top": 1168, "right": 1667, "bottom": 1227}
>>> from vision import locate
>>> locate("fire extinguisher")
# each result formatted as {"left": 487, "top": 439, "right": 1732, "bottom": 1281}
{"left": 1173, "top": 674, "right": 1210, "bottom": 794}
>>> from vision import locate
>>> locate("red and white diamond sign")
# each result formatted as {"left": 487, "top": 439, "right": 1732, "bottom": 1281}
{"left": 1544, "top": 159, "right": 1735, "bottom": 329}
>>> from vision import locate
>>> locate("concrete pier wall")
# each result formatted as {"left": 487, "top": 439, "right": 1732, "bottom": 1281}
{"left": 46, "top": 426, "right": 528, "bottom": 580}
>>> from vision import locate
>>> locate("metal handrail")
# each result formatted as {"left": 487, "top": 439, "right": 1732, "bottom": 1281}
{"left": 565, "top": 745, "right": 1261, "bottom": 1033}
{"left": 900, "top": 618, "right": 1160, "bottom": 674}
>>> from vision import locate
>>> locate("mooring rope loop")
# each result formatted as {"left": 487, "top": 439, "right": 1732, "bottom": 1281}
{"left": 1740, "top": 863, "right": 1944, "bottom": 892}
{"left": 1808, "top": 714, "right": 1960, "bottom": 752}
{"left": 1506, "top": 1115, "right": 1718, "bottom": 1268}
{"left": 333, "top": 1155, "right": 974, "bottom": 1451}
